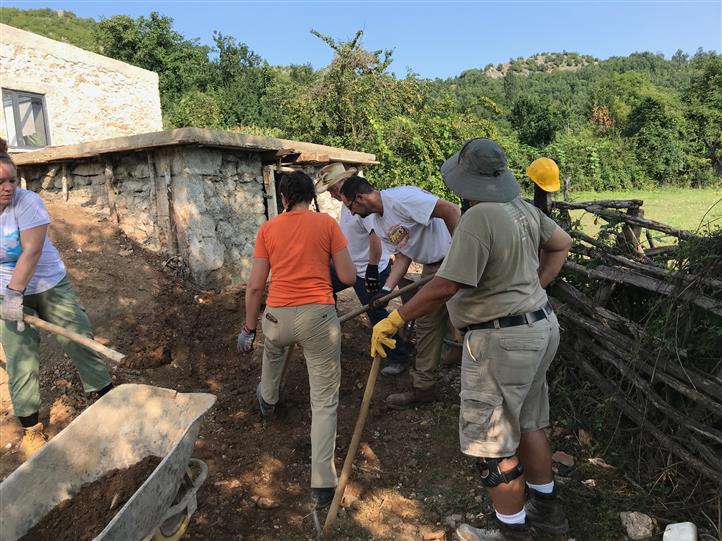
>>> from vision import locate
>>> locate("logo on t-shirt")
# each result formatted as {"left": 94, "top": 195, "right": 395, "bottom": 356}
{"left": 0, "top": 231, "right": 21, "bottom": 268}
{"left": 386, "top": 224, "right": 409, "bottom": 249}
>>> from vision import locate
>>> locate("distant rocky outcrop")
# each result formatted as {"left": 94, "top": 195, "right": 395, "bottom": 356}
{"left": 483, "top": 52, "right": 597, "bottom": 78}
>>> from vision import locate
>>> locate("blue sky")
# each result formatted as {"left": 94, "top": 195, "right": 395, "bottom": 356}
{"left": 4, "top": 1, "right": 721, "bottom": 78}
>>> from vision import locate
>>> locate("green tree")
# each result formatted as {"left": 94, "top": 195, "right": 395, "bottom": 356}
{"left": 685, "top": 55, "right": 722, "bottom": 174}
{"left": 208, "top": 32, "right": 273, "bottom": 127}
{"left": 509, "top": 95, "right": 563, "bottom": 148}
{"left": 94, "top": 12, "right": 210, "bottom": 116}
{"left": 624, "top": 96, "right": 689, "bottom": 184}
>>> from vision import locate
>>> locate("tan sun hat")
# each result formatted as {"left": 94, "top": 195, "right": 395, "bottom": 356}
{"left": 315, "top": 162, "right": 358, "bottom": 194}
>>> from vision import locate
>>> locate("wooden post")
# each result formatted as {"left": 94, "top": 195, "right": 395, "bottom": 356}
{"left": 61, "top": 163, "right": 68, "bottom": 202}
{"left": 154, "top": 151, "right": 178, "bottom": 256}
{"left": 147, "top": 152, "right": 162, "bottom": 250}
{"left": 104, "top": 161, "right": 118, "bottom": 224}
{"left": 262, "top": 165, "right": 278, "bottom": 218}
{"left": 620, "top": 207, "right": 645, "bottom": 255}
{"left": 533, "top": 184, "right": 552, "bottom": 216}
{"left": 152, "top": 152, "right": 173, "bottom": 253}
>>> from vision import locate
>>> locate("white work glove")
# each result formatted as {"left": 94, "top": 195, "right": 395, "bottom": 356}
{"left": 1, "top": 287, "right": 26, "bottom": 331}
{"left": 236, "top": 324, "right": 257, "bottom": 354}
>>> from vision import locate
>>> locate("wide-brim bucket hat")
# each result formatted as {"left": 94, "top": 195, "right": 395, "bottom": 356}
{"left": 440, "top": 138, "right": 520, "bottom": 202}
{"left": 315, "top": 162, "right": 358, "bottom": 194}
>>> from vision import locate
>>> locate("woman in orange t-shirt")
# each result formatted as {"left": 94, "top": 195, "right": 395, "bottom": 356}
{"left": 239, "top": 170, "right": 355, "bottom": 509}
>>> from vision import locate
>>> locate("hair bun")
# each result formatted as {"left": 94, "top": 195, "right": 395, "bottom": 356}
{"left": 0, "top": 138, "right": 8, "bottom": 154}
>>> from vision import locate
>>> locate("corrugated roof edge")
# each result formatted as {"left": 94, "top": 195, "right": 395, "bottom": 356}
{"left": 10, "top": 128, "right": 378, "bottom": 166}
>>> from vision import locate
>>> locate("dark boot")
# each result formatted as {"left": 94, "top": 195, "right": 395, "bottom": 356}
{"left": 256, "top": 384, "right": 276, "bottom": 417}
{"left": 456, "top": 521, "right": 533, "bottom": 541}
{"left": 311, "top": 487, "right": 335, "bottom": 510}
{"left": 525, "top": 487, "right": 569, "bottom": 534}
{"left": 385, "top": 386, "right": 436, "bottom": 410}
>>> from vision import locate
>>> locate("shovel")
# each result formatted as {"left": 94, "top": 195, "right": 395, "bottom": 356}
{"left": 23, "top": 314, "right": 126, "bottom": 363}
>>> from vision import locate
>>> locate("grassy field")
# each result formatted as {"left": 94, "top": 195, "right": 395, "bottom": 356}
{"left": 564, "top": 187, "right": 722, "bottom": 241}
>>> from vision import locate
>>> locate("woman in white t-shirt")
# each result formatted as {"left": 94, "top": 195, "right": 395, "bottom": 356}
{"left": 0, "top": 138, "right": 113, "bottom": 459}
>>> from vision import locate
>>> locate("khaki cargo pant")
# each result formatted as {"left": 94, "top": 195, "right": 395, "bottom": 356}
{"left": 459, "top": 311, "right": 560, "bottom": 458}
{"left": 259, "top": 303, "right": 341, "bottom": 489}
{"left": 411, "top": 260, "right": 450, "bottom": 390}
{"left": 0, "top": 275, "right": 113, "bottom": 418}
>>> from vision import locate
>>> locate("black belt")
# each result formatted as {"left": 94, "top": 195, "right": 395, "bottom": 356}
{"left": 461, "top": 302, "right": 553, "bottom": 333}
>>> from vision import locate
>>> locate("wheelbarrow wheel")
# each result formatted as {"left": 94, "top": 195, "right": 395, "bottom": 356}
{"left": 151, "top": 466, "right": 196, "bottom": 541}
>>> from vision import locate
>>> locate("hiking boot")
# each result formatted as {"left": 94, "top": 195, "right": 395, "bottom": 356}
{"left": 385, "top": 387, "right": 436, "bottom": 410}
{"left": 256, "top": 384, "right": 276, "bottom": 417}
{"left": 525, "top": 487, "right": 569, "bottom": 535}
{"left": 380, "top": 361, "right": 409, "bottom": 377}
{"left": 456, "top": 521, "right": 533, "bottom": 541}
{"left": 20, "top": 422, "right": 48, "bottom": 459}
{"left": 311, "top": 487, "right": 335, "bottom": 510}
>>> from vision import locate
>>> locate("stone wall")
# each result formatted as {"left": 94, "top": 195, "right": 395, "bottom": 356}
{"left": 18, "top": 146, "right": 267, "bottom": 290}
{"left": 0, "top": 24, "right": 162, "bottom": 147}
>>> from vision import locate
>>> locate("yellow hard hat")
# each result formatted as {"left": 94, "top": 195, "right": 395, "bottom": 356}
{"left": 526, "top": 158, "right": 560, "bottom": 193}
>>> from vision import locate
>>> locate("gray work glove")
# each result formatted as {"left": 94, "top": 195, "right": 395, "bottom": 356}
{"left": 1, "top": 287, "right": 26, "bottom": 332}
{"left": 237, "top": 324, "right": 256, "bottom": 354}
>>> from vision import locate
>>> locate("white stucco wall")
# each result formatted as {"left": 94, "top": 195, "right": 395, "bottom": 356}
{"left": 0, "top": 24, "right": 162, "bottom": 148}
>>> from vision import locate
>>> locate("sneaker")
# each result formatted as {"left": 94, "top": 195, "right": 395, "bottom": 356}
{"left": 456, "top": 521, "right": 533, "bottom": 541}
{"left": 385, "top": 387, "right": 436, "bottom": 410}
{"left": 525, "top": 487, "right": 569, "bottom": 534}
{"left": 380, "top": 361, "right": 408, "bottom": 377}
{"left": 20, "top": 422, "right": 48, "bottom": 459}
{"left": 256, "top": 384, "right": 276, "bottom": 417}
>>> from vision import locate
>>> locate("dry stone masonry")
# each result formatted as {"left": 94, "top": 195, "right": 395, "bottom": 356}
{"left": 13, "top": 130, "right": 376, "bottom": 290}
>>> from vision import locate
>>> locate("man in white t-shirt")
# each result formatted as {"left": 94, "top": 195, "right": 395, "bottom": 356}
{"left": 315, "top": 164, "right": 410, "bottom": 374}
{"left": 340, "top": 177, "right": 460, "bottom": 408}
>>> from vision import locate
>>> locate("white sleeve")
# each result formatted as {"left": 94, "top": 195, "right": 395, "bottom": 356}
{"left": 392, "top": 187, "right": 438, "bottom": 226}
{"left": 16, "top": 192, "right": 51, "bottom": 231}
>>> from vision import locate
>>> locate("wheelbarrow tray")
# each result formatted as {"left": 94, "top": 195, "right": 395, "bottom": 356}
{"left": 0, "top": 384, "right": 216, "bottom": 541}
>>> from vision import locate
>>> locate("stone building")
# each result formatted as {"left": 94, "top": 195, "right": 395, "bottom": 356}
{"left": 0, "top": 23, "right": 162, "bottom": 150}
{"left": 12, "top": 128, "right": 377, "bottom": 289}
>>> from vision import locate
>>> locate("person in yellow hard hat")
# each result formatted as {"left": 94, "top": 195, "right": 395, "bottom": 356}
{"left": 527, "top": 158, "right": 561, "bottom": 193}
{"left": 527, "top": 158, "right": 561, "bottom": 216}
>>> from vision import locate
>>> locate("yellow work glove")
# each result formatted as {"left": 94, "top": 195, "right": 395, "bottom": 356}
{"left": 370, "top": 309, "right": 406, "bottom": 359}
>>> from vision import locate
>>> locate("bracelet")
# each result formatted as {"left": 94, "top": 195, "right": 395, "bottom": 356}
{"left": 242, "top": 324, "right": 256, "bottom": 333}
{"left": 6, "top": 285, "right": 25, "bottom": 295}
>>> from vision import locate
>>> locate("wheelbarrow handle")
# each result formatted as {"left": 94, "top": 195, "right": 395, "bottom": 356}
{"left": 23, "top": 314, "right": 126, "bottom": 364}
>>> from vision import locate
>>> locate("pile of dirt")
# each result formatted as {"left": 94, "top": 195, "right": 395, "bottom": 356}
{"left": 20, "top": 456, "right": 162, "bottom": 541}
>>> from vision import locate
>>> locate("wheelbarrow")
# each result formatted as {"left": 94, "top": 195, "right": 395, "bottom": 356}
{"left": 0, "top": 384, "right": 216, "bottom": 541}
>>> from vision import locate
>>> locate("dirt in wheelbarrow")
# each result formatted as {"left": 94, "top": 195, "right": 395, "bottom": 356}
{"left": 0, "top": 196, "right": 662, "bottom": 541}
{"left": 20, "top": 455, "right": 162, "bottom": 541}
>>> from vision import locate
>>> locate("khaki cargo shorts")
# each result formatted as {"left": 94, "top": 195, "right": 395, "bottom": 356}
{"left": 458, "top": 311, "right": 560, "bottom": 458}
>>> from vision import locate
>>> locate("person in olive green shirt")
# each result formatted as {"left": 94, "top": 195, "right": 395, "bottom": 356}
{"left": 370, "top": 139, "right": 572, "bottom": 541}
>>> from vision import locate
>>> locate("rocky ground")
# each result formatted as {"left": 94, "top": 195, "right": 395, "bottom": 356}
{"left": 0, "top": 196, "right": 672, "bottom": 540}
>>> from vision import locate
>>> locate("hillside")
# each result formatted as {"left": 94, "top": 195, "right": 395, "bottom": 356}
{"left": 1, "top": 7, "right": 719, "bottom": 194}
{"left": 0, "top": 8, "right": 99, "bottom": 52}
{"left": 483, "top": 51, "right": 597, "bottom": 78}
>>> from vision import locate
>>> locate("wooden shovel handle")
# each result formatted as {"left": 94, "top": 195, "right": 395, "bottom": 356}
{"left": 338, "top": 274, "right": 433, "bottom": 324}
{"left": 322, "top": 354, "right": 382, "bottom": 538}
{"left": 23, "top": 314, "right": 126, "bottom": 364}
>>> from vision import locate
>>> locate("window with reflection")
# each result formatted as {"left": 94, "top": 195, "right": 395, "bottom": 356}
{"left": 2, "top": 89, "right": 50, "bottom": 149}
